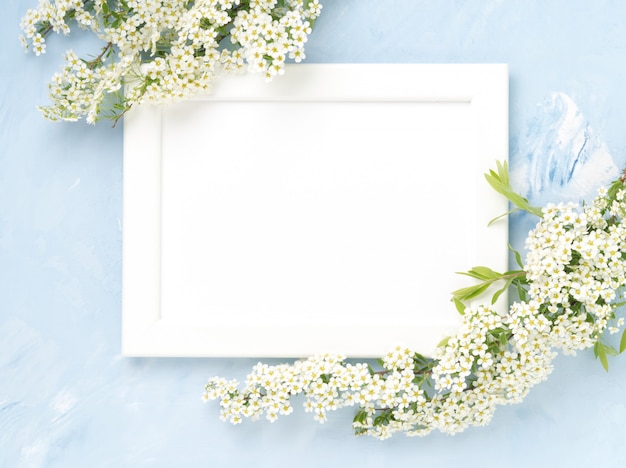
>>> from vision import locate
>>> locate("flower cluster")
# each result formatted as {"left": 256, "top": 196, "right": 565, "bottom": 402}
{"left": 522, "top": 193, "right": 626, "bottom": 355}
{"left": 204, "top": 164, "right": 626, "bottom": 439}
{"left": 20, "top": 0, "right": 322, "bottom": 124}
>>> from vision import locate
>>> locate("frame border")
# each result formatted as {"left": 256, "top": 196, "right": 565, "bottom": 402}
{"left": 122, "top": 64, "right": 509, "bottom": 357}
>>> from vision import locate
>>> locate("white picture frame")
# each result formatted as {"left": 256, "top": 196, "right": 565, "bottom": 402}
{"left": 122, "top": 63, "right": 509, "bottom": 357}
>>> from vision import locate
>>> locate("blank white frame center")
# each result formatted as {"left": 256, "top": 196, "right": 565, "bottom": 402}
{"left": 122, "top": 64, "right": 509, "bottom": 357}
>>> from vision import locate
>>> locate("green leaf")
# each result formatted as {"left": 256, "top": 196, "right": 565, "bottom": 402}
{"left": 509, "top": 244, "right": 524, "bottom": 269}
{"left": 457, "top": 266, "right": 502, "bottom": 280}
{"left": 373, "top": 410, "right": 393, "bottom": 426}
{"left": 620, "top": 329, "right": 626, "bottom": 354}
{"left": 594, "top": 341, "right": 610, "bottom": 371}
{"left": 437, "top": 336, "right": 451, "bottom": 348}
{"left": 451, "top": 283, "right": 490, "bottom": 301}
{"left": 484, "top": 161, "right": 543, "bottom": 218}
{"left": 353, "top": 409, "right": 368, "bottom": 425}
{"left": 516, "top": 281, "right": 528, "bottom": 302}
{"left": 488, "top": 208, "right": 522, "bottom": 226}
{"left": 499, "top": 330, "right": 509, "bottom": 347}
{"left": 491, "top": 278, "right": 513, "bottom": 305}
{"left": 453, "top": 297, "right": 466, "bottom": 315}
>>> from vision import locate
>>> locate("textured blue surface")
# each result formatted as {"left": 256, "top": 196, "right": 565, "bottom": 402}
{"left": 2, "top": 1, "right": 626, "bottom": 466}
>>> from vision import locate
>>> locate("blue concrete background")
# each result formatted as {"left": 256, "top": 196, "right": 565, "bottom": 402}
{"left": 2, "top": 1, "right": 626, "bottom": 466}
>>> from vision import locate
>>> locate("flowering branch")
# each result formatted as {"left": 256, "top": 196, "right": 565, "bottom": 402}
{"left": 204, "top": 162, "right": 626, "bottom": 439}
{"left": 20, "top": 0, "right": 323, "bottom": 125}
